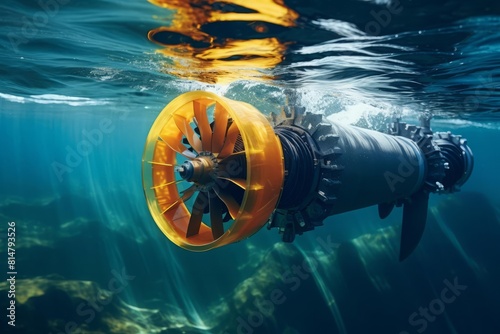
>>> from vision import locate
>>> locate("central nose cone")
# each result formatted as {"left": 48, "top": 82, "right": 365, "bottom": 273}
{"left": 178, "top": 161, "right": 194, "bottom": 180}
{"left": 177, "top": 154, "right": 217, "bottom": 186}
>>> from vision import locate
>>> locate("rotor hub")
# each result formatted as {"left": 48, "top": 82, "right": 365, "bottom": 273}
{"left": 178, "top": 152, "right": 218, "bottom": 190}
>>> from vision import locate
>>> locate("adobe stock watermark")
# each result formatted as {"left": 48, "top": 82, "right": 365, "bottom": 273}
{"left": 229, "top": 235, "right": 340, "bottom": 334}
{"left": 364, "top": 0, "right": 403, "bottom": 36}
{"left": 399, "top": 276, "right": 467, "bottom": 334}
{"left": 51, "top": 267, "right": 135, "bottom": 334}
{"left": 384, "top": 153, "right": 421, "bottom": 193}
{"left": 8, "top": 0, "right": 71, "bottom": 52}
{"left": 51, "top": 110, "right": 129, "bottom": 182}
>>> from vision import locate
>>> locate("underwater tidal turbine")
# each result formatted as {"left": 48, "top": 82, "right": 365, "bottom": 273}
{"left": 142, "top": 91, "right": 473, "bottom": 260}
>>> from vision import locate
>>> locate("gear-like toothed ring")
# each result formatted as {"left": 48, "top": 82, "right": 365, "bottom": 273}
{"left": 388, "top": 119, "right": 446, "bottom": 193}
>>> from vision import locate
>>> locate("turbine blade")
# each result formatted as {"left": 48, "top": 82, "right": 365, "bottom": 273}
{"left": 217, "top": 177, "right": 247, "bottom": 190}
{"left": 160, "top": 185, "right": 196, "bottom": 214}
{"left": 211, "top": 103, "right": 229, "bottom": 154}
{"left": 219, "top": 150, "right": 246, "bottom": 163}
{"left": 150, "top": 179, "right": 183, "bottom": 189}
{"left": 158, "top": 135, "right": 196, "bottom": 159}
{"left": 218, "top": 122, "right": 240, "bottom": 158}
{"left": 180, "top": 184, "right": 197, "bottom": 202}
{"left": 378, "top": 202, "right": 395, "bottom": 219}
{"left": 173, "top": 114, "right": 202, "bottom": 153}
{"left": 213, "top": 187, "right": 240, "bottom": 220}
{"left": 209, "top": 194, "right": 224, "bottom": 239}
{"left": 147, "top": 161, "right": 174, "bottom": 167}
{"left": 194, "top": 100, "right": 213, "bottom": 151}
{"left": 186, "top": 192, "right": 208, "bottom": 237}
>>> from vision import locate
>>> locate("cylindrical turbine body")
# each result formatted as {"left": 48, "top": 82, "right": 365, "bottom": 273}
{"left": 270, "top": 112, "right": 472, "bottom": 259}
{"left": 323, "top": 122, "right": 425, "bottom": 215}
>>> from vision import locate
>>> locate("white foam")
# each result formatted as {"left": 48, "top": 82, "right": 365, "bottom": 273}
{"left": 328, "top": 102, "right": 383, "bottom": 124}
{"left": 312, "top": 19, "right": 366, "bottom": 38}
{"left": 0, "top": 93, "right": 110, "bottom": 106}
{"left": 0, "top": 93, "right": 25, "bottom": 103}
{"left": 433, "top": 118, "right": 500, "bottom": 130}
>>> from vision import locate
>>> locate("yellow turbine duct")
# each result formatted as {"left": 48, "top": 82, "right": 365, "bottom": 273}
{"left": 142, "top": 91, "right": 284, "bottom": 251}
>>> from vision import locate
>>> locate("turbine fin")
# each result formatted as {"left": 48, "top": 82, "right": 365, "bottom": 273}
{"left": 399, "top": 191, "right": 429, "bottom": 261}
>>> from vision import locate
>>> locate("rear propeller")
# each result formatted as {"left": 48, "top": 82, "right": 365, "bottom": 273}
{"left": 142, "top": 91, "right": 284, "bottom": 251}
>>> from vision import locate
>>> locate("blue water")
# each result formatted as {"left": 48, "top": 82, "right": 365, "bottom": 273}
{"left": 1, "top": 0, "right": 500, "bottom": 333}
